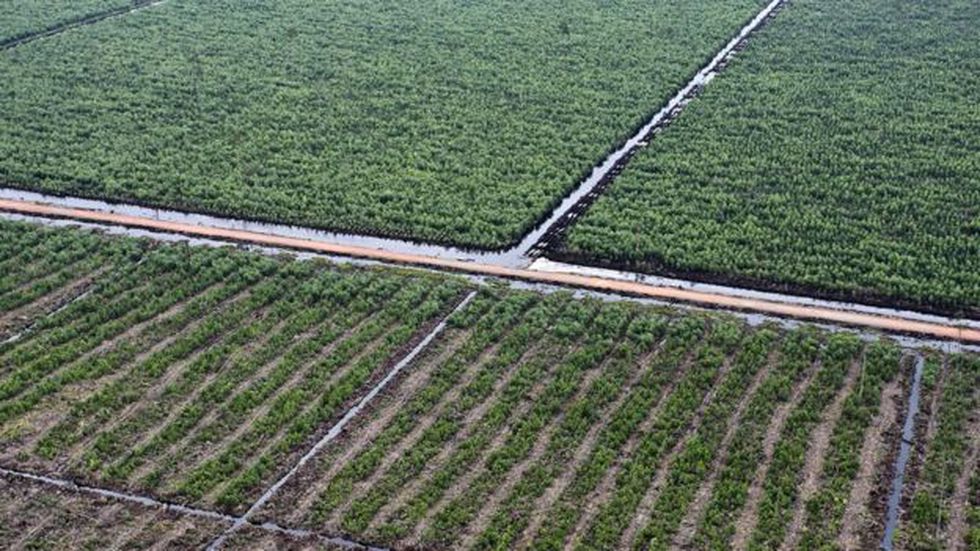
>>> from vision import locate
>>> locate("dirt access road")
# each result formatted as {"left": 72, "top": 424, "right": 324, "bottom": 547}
{"left": 1, "top": 198, "right": 978, "bottom": 345}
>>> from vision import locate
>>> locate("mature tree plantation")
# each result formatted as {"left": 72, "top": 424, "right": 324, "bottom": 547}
{"left": 559, "top": 0, "right": 980, "bottom": 315}
{"left": 0, "top": 0, "right": 768, "bottom": 248}
{"left": 0, "top": 0, "right": 131, "bottom": 44}
{"left": 3, "top": 0, "right": 979, "bottom": 545}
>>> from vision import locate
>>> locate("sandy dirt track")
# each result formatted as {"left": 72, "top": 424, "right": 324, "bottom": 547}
{"left": 1, "top": 198, "right": 978, "bottom": 344}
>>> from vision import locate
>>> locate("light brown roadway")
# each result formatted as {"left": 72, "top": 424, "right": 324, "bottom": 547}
{"left": 387, "top": 340, "right": 578, "bottom": 543}
{"left": 188, "top": 317, "right": 410, "bottom": 504}
{"left": 6, "top": 282, "right": 244, "bottom": 463}
{"left": 731, "top": 357, "right": 822, "bottom": 551}
{"left": 563, "top": 342, "right": 706, "bottom": 550}
{"left": 946, "top": 393, "right": 980, "bottom": 550}
{"left": 365, "top": 338, "right": 554, "bottom": 532}
{"left": 515, "top": 340, "right": 667, "bottom": 549}
{"left": 837, "top": 376, "right": 903, "bottom": 550}
{"left": 3, "top": 199, "right": 977, "bottom": 344}
{"left": 778, "top": 357, "right": 865, "bottom": 551}
{"left": 283, "top": 323, "right": 479, "bottom": 524}
{"left": 619, "top": 350, "right": 738, "bottom": 549}
{"left": 456, "top": 336, "right": 628, "bottom": 549}
{"left": 671, "top": 347, "right": 782, "bottom": 549}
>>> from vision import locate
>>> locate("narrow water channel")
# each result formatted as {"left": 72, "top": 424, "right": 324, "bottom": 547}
{"left": 881, "top": 353, "right": 925, "bottom": 550}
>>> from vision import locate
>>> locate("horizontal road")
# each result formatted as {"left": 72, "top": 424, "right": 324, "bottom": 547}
{"left": 1, "top": 198, "right": 978, "bottom": 345}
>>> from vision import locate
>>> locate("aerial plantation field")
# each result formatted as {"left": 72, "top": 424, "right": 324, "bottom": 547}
{"left": 0, "top": 0, "right": 132, "bottom": 45}
{"left": 0, "top": 219, "right": 470, "bottom": 514}
{"left": 900, "top": 355, "right": 980, "bottom": 551}
{"left": 1, "top": 220, "right": 979, "bottom": 549}
{"left": 0, "top": 474, "right": 227, "bottom": 549}
{"left": 558, "top": 0, "right": 980, "bottom": 315}
{"left": 0, "top": 0, "right": 771, "bottom": 248}
{"left": 255, "top": 289, "right": 938, "bottom": 550}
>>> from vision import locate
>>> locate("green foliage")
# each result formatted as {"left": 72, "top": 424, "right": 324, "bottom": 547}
{"left": 0, "top": 0, "right": 130, "bottom": 44}
{"left": 563, "top": 0, "right": 980, "bottom": 314}
{"left": 902, "top": 355, "right": 980, "bottom": 550}
{"left": 0, "top": 0, "right": 767, "bottom": 248}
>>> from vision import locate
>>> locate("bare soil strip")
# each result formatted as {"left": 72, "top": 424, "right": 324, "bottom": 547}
{"left": 946, "top": 399, "right": 980, "bottom": 550}
{"left": 619, "top": 352, "right": 738, "bottom": 549}
{"left": 515, "top": 342, "right": 666, "bottom": 548}
{"left": 59, "top": 301, "right": 277, "bottom": 472}
{"left": 127, "top": 313, "right": 361, "bottom": 484}
{"left": 778, "top": 358, "right": 864, "bottom": 551}
{"left": 204, "top": 292, "right": 476, "bottom": 550}
{"left": 404, "top": 342, "right": 577, "bottom": 543}
{"left": 195, "top": 318, "right": 412, "bottom": 504}
{"left": 0, "top": 466, "right": 373, "bottom": 549}
{"left": 278, "top": 326, "right": 483, "bottom": 525}
{"left": 114, "top": 315, "right": 295, "bottom": 481}
{"left": 731, "top": 358, "right": 822, "bottom": 551}
{"left": 0, "top": 267, "right": 104, "bottom": 339}
{"left": 837, "top": 377, "right": 904, "bottom": 549}
{"left": 365, "top": 339, "right": 554, "bottom": 532}
{"left": 1, "top": 200, "right": 976, "bottom": 344}
{"left": 456, "top": 346, "right": 620, "bottom": 549}
{"left": 4, "top": 283, "right": 246, "bottom": 463}
{"left": 563, "top": 345, "right": 703, "bottom": 549}
{"left": 291, "top": 327, "right": 479, "bottom": 524}
{"left": 671, "top": 349, "right": 780, "bottom": 549}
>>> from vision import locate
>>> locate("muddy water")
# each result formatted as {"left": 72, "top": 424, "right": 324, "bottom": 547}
{"left": 881, "top": 354, "right": 925, "bottom": 551}
{"left": 4, "top": 210, "right": 980, "bottom": 355}
{"left": 516, "top": 0, "right": 788, "bottom": 256}
{"left": 0, "top": 188, "right": 529, "bottom": 267}
{"left": 529, "top": 259, "right": 980, "bottom": 332}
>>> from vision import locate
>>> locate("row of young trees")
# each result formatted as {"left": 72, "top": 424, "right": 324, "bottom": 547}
{"left": 0, "top": 219, "right": 470, "bottom": 516}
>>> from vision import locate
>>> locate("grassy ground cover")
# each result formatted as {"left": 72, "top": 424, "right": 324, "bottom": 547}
{"left": 559, "top": 0, "right": 980, "bottom": 316}
{"left": 0, "top": 0, "right": 768, "bottom": 248}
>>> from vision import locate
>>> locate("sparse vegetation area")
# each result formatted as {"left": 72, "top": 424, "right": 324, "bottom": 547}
{"left": 0, "top": 222, "right": 977, "bottom": 549}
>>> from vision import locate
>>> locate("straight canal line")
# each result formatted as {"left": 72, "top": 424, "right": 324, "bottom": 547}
{"left": 1, "top": 198, "right": 978, "bottom": 346}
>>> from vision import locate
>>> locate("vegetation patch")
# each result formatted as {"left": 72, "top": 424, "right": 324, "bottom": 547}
{"left": 558, "top": 0, "right": 980, "bottom": 315}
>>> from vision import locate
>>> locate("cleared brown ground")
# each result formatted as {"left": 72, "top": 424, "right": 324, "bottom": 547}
{"left": 0, "top": 474, "right": 227, "bottom": 550}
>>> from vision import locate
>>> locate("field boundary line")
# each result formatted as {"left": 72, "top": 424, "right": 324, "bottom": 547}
{"left": 203, "top": 291, "right": 477, "bottom": 550}
{"left": 0, "top": 466, "right": 378, "bottom": 549}
{"left": 1, "top": 199, "right": 978, "bottom": 346}
{"left": 0, "top": 466, "right": 236, "bottom": 524}
{"left": 0, "top": 0, "right": 169, "bottom": 51}
{"left": 517, "top": 0, "right": 788, "bottom": 257}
